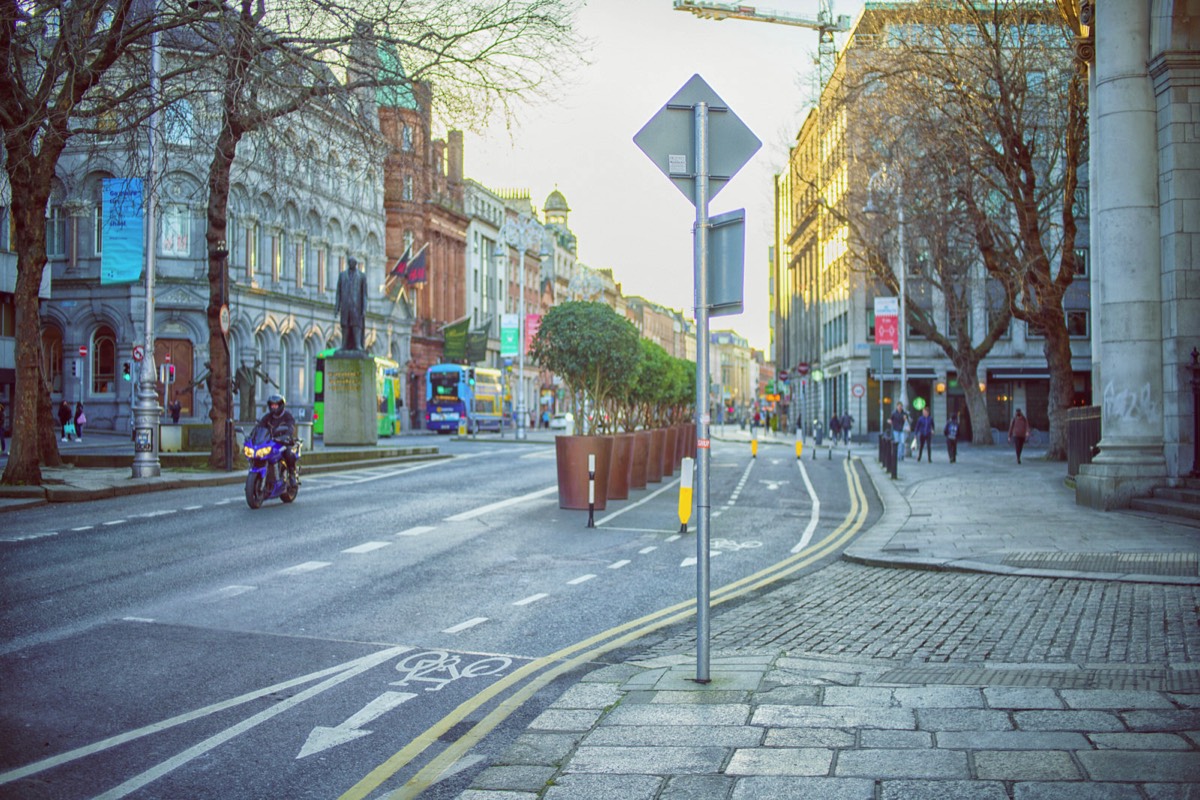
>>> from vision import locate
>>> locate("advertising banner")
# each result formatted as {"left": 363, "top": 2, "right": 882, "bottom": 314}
{"left": 500, "top": 313, "right": 519, "bottom": 357}
{"left": 525, "top": 313, "right": 541, "bottom": 356}
{"left": 100, "top": 178, "right": 145, "bottom": 285}
{"left": 874, "top": 296, "right": 899, "bottom": 354}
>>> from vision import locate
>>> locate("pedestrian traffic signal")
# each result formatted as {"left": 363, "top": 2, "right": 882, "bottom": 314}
{"left": 467, "top": 368, "right": 475, "bottom": 386}
{"left": 70, "top": 360, "right": 78, "bottom": 377}
{"left": 167, "top": 364, "right": 176, "bottom": 382}
{"left": 123, "top": 362, "right": 132, "bottom": 381}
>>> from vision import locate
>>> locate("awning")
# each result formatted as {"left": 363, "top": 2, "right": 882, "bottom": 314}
{"left": 988, "top": 367, "right": 1051, "bottom": 380}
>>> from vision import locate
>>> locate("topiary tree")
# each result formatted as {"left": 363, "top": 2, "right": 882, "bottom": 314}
{"left": 528, "top": 301, "right": 641, "bottom": 436}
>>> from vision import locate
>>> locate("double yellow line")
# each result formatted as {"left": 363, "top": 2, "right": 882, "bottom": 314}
{"left": 340, "top": 457, "right": 869, "bottom": 800}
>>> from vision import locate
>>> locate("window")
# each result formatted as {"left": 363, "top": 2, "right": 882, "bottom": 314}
{"left": 163, "top": 99, "right": 194, "bottom": 146}
{"left": 161, "top": 204, "right": 189, "bottom": 256}
{"left": 93, "top": 205, "right": 103, "bottom": 255}
{"left": 1066, "top": 309, "right": 1089, "bottom": 337}
{"left": 0, "top": 292, "right": 14, "bottom": 337}
{"left": 1073, "top": 186, "right": 1089, "bottom": 218}
{"left": 245, "top": 221, "right": 258, "bottom": 278}
{"left": 402, "top": 125, "right": 413, "bottom": 152}
{"left": 0, "top": 206, "right": 11, "bottom": 251}
{"left": 1073, "top": 247, "right": 1089, "bottom": 278}
{"left": 402, "top": 176, "right": 414, "bottom": 202}
{"left": 46, "top": 205, "right": 67, "bottom": 258}
{"left": 295, "top": 238, "right": 306, "bottom": 289}
{"left": 271, "top": 232, "right": 283, "bottom": 282}
{"left": 316, "top": 247, "right": 327, "bottom": 293}
{"left": 91, "top": 325, "right": 117, "bottom": 394}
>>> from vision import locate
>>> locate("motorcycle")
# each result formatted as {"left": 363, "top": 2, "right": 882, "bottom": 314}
{"left": 241, "top": 424, "right": 301, "bottom": 509}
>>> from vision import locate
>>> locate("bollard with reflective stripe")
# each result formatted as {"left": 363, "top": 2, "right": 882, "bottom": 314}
{"left": 751, "top": 437, "right": 757, "bottom": 458}
{"left": 678, "top": 456, "right": 694, "bottom": 534}
{"left": 795, "top": 438, "right": 803, "bottom": 459}
{"left": 586, "top": 453, "right": 596, "bottom": 528}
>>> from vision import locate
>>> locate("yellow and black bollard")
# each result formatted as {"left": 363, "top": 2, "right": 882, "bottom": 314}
{"left": 795, "top": 438, "right": 803, "bottom": 460}
{"left": 751, "top": 437, "right": 758, "bottom": 458}
{"left": 678, "top": 456, "right": 694, "bottom": 534}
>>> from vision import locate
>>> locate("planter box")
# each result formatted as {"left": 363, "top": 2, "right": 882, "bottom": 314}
{"left": 555, "top": 435, "right": 614, "bottom": 510}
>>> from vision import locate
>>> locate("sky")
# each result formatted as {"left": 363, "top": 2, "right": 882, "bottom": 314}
{"left": 461, "top": 0, "right": 863, "bottom": 353}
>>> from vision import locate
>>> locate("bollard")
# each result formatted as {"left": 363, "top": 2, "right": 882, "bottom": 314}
{"left": 828, "top": 444, "right": 832, "bottom": 460}
{"left": 586, "top": 453, "right": 596, "bottom": 528}
{"left": 795, "top": 439, "right": 803, "bottom": 460}
{"left": 678, "top": 456, "right": 694, "bottom": 534}
{"left": 751, "top": 437, "right": 758, "bottom": 458}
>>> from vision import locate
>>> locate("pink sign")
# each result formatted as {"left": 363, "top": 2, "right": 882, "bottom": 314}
{"left": 525, "top": 313, "right": 541, "bottom": 355}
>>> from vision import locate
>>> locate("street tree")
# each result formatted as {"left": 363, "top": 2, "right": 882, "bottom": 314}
{"left": 179, "top": 0, "right": 579, "bottom": 469}
{"left": 1, "top": 0, "right": 206, "bottom": 485}
{"left": 842, "top": 0, "right": 1087, "bottom": 459}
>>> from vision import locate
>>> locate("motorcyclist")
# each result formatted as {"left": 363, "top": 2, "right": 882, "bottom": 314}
{"left": 258, "top": 393, "right": 298, "bottom": 487}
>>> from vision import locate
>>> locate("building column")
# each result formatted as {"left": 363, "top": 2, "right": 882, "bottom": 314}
{"left": 1076, "top": 0, "right": 1167, "bottom": 509}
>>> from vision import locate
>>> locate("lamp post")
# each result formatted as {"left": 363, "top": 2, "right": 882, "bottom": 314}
{"left": 500, "top": 213, "right": 544, "bottom": 440}
{"left": 864, "top": 167, "right": 908, "bottom": 410}
{"left": 214, "top": 237, "right": 232, "bottom": 470}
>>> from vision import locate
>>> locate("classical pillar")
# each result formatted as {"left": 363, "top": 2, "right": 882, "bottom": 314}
{"left": 1076, "top": 0, "right": 1168, "bottom": 509}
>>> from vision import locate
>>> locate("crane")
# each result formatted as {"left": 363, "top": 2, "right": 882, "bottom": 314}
{"left": 672, "top": 1, "right": 852, "bottom": 52}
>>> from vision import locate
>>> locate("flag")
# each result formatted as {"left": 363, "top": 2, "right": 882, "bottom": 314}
{"left": 441, "top": 315, "right": 471, "bottom": 361}
{"left": 403, "top": 244, "right": 428, "bottom": 286}
{"left": 383, "top": 245, "right": 411, "bottom": 301}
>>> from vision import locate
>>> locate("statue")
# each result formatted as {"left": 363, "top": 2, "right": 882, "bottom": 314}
{"left": 234, "top": 358, "right": 276, "bottom": 421}
{"left": 335, "top": 257, "right": 368, "bottom": 353}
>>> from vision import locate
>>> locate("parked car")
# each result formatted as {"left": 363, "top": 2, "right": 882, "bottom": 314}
{"left": 548, "top": 412, "right": 574, "bottom": 431}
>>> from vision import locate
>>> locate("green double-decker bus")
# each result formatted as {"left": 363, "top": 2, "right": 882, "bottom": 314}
{"left": 312, "top": 349, "right": 402, "bottom": 437}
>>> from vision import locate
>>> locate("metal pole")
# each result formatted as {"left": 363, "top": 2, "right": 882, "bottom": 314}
{"left": 132, "top": 16, "right": 162, "bottom": 478}
{"left": 693, "top": 101, "right": 712, "bottom": 684}
{"left": 517, "top": 236, "right": 526, "bottom": 441}
{"left": 897, "top": 173, "right": 908, "bottom": 408}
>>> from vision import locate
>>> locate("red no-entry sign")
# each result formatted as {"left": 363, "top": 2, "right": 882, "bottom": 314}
{"left": 78, "top": 346, "right": 87, "bottom": 357}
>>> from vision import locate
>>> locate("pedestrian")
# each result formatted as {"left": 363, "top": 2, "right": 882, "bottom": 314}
{"left": 752, "top": 409, "right": 761, "bottom": 435}
{"left": 1008, "top": 408, "right": 1030, "bottom": 464}
{"left": 74, "top": 401, "right": 86, "bottom": 442}
{"left": 829, "top": 413, "right": 842, "bottom": 444}
{"left": 944, "top": 411, "right": 960, "bottom": 463}
{"left": 889, "top": 402, "right": 907, "bottom": 462}
{"left": 840, "top": 412, "right": 853, "bottom": 444}
{"left": 914, "top": 407, "right": 934, "bottom": 462}
{"left": 58, "top": 399, "right": 74, "bottom": 442}
{"left": 0, "top": 400, "right": 6, "bottom": 454}
{"left": 169, "top": 395, "right": 183, "bottom": 424}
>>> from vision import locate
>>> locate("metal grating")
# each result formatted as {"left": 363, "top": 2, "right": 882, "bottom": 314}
{"left": 1001, "top": 551, "right": 1199, "bottom": 577}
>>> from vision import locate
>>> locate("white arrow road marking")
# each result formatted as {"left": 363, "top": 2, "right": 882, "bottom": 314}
{"left": 759, "top": 479, "right": 789, "bottom": 491}
{"left": 680, "top": 552, "right": 723, "bottom": 568}
{"left": 790, "top": 459, "right": 821, "bottom": 553}
{"left": 296, "top": 691, "right": 417, "bottom": 759}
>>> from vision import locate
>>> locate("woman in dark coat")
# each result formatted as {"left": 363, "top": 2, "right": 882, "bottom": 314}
{"left": 58, "top": 400, "right": 74, "bottom": 442}
{"left": 1008, "top": 408, "right": 1030, "bottom": 464}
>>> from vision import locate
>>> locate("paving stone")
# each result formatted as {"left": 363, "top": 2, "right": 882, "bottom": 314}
{"left": 893, "top": 687, "right": 985, "bottom": 708}
{"left": 753, "top": 704, "right": 915, "bottom": 730}
{"left": 650, "top": 690, "right": 749, "bottom": 705}
{"left": 1088, "top": 731, "right": 1193, "bottom": 750}
{"left": 566, "top": 745, "right": 727, "bottom": 775}
{"left": 1061, "top": 689, "right": 1176, "bottom": 709}
{"left": 1014, "top": 710, "right": 1126, "bottom": 731}
{"left": 755, "top": 685, "right": 822, "bottom": 705}
{"left": 660, "top": 774, "right": 736, "bottom": 800}
{"left": 1076, "top": 750, "right": 1200, "bottom": 781}
{"left": 936, "top": 730, "right": 1089, "bottom": 750}
{"left": 1167, "top": 693, "right": 1200, "bottom": 708}
{"left": 835, "top": 748, "right": 968, "bottom": 779}
{"left": 973, "top": 750, "right": 1081, "bottom": 781}
{"left": 724, "top": 747, "right": 832, "bottom": 776}
{"left": 541, "top": 773, "right": 663, "bottom": 800}
{"left": 458, "top": 791, "right": 538, "bottom": 800}
{"left": 763, "top": 727, "right": 856, "bottom": 748}
{"left": 552, "top": 682, "right": 625, "bottom": 709}
{"left": 495, "top": 732, "right": 582, "bottom": 766}
{"left": 1013, "top": 782, "right": 1143, "bottom": 799}
{"left": 730, "top": 776, "right": 876, "bottom": 800}
{"left": 585, "top": 724, "right": 762, "bottom": 748}
{"left": 1122, "top": 709, "right": 1200, "bottom": 731}
{"left": 1143, "top": 785, "right": 1200, "bottom": 800}
{"left": 916, "top": 708, "right": 1014, "bottom": 731}
{"left": 880, "top": 780, "right": 1009, "bottom": 800}
{"left": 860, "top": 729, "right": 933, "bottom": 748}
{"left": 822, "top": 686, "right": 895, "bottom": 706}
{"left": 528, "top": 708, "right": 608, "bottom": 732}
{"left": 601, "top": 703, "right": 751, "bottom": 727}
{"left": 984, "top": 687, "right": 1066, "bottom": 709}
{"left": 468, "top": 765, "right": 558, "bottom": 793}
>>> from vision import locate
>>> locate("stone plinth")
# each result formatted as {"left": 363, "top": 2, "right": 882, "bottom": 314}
{"left": 324, "top": 354, "right": 378, "bottom": 446}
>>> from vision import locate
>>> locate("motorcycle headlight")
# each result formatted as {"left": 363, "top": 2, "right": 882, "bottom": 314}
{"left": 243, "top": 445, "right": 254, "bottom": 457}
{"left": 257, "top": 446, "right": 273, "bottom": 458}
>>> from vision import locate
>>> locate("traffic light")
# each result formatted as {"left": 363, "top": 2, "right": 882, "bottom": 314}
{"left": 70, "top": 360, "right": 78, "bottom": 377}
{"left": 467, "top": 368, "right": 475, "bottom": 386}
{"left": 123, "top": 362, "right": 132, "bottom": 381}
{"left": 167, "top": 364, "right": 176, "bottom": 383}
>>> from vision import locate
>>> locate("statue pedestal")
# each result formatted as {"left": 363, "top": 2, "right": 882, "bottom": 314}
{"left": 324, "top": 354, "right": 378, "bottom": 446}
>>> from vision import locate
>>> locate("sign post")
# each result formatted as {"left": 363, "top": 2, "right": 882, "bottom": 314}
{"left": 636, "top": 74, "right": 760, "bottom": 683}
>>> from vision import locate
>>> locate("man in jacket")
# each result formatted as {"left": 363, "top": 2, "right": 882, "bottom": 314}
{"left": 914, "top": 407, "right": 934, "bottom": 462}
{"left": 890, "top": 402, "right": 908, "bottom": 462}
{"left": 258, "top": 393, "right": 298, "bottom": 487}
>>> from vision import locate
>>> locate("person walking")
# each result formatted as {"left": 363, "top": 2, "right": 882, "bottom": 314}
{"left": 828, "top": 413, "right": 842, "bottom": 444}
{"left": 840, "top": 412, "right": 853, "bottom": 444}
{"left": 890, "top": 402, "right": 907, "bottom": 462}
{"left": 1008, "top": 408, "right": 1030, "bottom": 464}
{"left": 74, "top": 402, "right": 86, "bottom": 442}
{"left": 58, "top": 399, "right": 74, "bottom": 442}
{"left": 944, "top": 411, "right": 960, "bottom": 463}
{"left": 914, "top": 407, "right": 934, "bottom": 462}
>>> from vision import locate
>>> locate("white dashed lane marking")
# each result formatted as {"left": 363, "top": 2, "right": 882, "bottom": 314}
{"left": 342, "top": 542, "right": 391, "bottom": 554}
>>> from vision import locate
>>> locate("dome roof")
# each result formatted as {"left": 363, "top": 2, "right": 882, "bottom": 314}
{"left": 544, "top": 189, "right": 570, "bottom": 213}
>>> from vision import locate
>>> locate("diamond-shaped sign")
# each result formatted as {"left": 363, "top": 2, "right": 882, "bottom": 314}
{"left": 634, "top": 74, "right": 762, "bottom": 206}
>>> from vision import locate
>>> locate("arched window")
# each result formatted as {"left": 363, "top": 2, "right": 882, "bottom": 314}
{"left": 278, "top": 339, "right": 289, "bottom": 397}
{"left": 42, "top": 326, "right": 63, "bottom": 393}
{"left": 91, "top": 325, "right": 116, "bottom": 394}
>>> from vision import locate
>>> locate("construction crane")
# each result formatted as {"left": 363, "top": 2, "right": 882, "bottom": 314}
{"left": 673, "top": 1, "right": 852, "bottom": 57}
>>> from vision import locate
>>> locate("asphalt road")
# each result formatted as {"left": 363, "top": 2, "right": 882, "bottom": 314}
{"left": 0, "top": 437, "right": 876, "bottom": 799}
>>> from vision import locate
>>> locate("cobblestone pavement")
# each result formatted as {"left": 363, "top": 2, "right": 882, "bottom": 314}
{"left": 460, "top": 444, "right": 1200, "bottom": 799}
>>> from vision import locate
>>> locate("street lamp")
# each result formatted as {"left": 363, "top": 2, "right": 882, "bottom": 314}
{"left": 864, "top": 167, "right": 908, "bottom": 409}
{"left": 499, "top": 213, "right": 544, "bottom": 441}
{"left": 214, "top": 237, "right": 233, "bottom": 470}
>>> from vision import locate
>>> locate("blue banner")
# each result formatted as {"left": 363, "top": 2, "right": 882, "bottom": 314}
{"left": 101, "top": 178, "right": 145, "bottom": 284}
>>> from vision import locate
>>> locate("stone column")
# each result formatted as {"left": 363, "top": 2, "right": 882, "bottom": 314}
{"left": 1076, "top": 0, "right": 1167, "bottom": 509}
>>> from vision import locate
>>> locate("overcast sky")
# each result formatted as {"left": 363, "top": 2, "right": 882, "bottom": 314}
{"left": 461, "top": 0, "right": 863, "bottom": 352}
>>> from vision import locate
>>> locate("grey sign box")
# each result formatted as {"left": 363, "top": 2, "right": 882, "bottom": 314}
{"left": 708, "top": 208, "right": 745, "bottom": 316}
{"left": 870, "top": 344, "right": 894, "bottom": 375}
{"left": 633, "top": 74, "right": 762, "bottom": 206}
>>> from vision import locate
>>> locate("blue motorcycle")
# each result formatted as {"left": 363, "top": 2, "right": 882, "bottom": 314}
{"left": 241, "top": 424, "right": 301, "bottom": 509}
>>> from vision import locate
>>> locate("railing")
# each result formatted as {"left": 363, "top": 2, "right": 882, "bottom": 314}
{"left": 1066, "top": 405, "right": 1101, "bottom": 477}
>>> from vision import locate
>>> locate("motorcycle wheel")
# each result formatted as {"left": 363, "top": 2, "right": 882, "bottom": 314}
{"left": 281, "top": 477, "right": 298, "bottom": 503}
{"left": 244, "top": 472, "right": 264, "bottom": 509}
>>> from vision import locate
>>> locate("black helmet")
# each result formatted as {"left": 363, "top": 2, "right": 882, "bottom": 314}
{"left": 266, "top": 393, "right": 286, "bottom": 417}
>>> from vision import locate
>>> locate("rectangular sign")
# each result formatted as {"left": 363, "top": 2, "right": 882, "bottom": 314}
{"left": 525, "top": 313, "right": 541, "bottom": 356}
{"left": 500, "top": 313, "right": 518, "bottom": 357}
{"left": 874, "top": 296, "right": 899, "bottom": 354}
{"left": 101, "top": 178, "right": 145, "bottom": 285}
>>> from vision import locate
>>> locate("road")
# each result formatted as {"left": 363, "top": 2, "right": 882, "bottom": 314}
{"left": 0, "top": 436, "right": 875, "bottom": 799}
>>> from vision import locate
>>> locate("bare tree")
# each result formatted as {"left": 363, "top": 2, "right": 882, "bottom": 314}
{"left": 839, "top": 0, "right": 1085, "bottom": 458}
{"left": 179, "top": 0, "right": 579, "bottom": 468}
{"left": 0, "top": 0, "right": 205, "bottom": 485}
